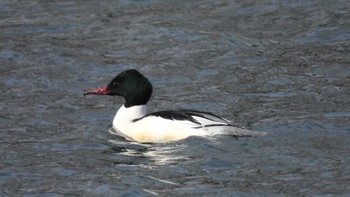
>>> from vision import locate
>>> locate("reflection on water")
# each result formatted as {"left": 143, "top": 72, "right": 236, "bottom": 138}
{"left": 1, "top": 0, "right": 350, "bottom": 196}
{"left": 107, "top": 128, "right": 189, "bottom": 166}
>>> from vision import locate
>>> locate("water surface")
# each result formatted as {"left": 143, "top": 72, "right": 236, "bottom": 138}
{"left": 1, "top": 0, "right": 350, "bottom": 196}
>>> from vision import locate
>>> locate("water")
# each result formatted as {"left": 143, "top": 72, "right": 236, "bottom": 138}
{"left": 1, "top": 0, "right": 350, "bottom": 196}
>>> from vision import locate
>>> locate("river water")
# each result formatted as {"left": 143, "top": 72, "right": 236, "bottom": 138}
{"left": 1, "top": 0, "right": 350, "bottom": 196}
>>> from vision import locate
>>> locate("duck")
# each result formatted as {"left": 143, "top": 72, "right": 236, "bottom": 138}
{"left": 84, "top": 69, "right": 266, "bottom": 142}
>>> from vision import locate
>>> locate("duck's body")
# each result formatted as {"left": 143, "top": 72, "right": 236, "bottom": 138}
{"left": 113, "top": 105, "right": 207, "bottom": 142}
{"left": 85, "top": 69, "right": 265, "bottom": 142}
{"left": 112, "top": 105, "right": 250, "bottom": 142}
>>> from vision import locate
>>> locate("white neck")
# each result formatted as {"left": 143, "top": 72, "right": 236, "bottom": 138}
{"left": 112, "top": 105, "right": 147, "bottom": 133}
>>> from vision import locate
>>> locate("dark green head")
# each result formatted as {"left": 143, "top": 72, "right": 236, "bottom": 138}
{"left": 84, "top": 69, "right": 153, "bottom": 107}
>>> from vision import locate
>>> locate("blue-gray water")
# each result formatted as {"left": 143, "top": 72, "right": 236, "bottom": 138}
{"left": 1, "top": 0, "right": 350, "bottom": 196}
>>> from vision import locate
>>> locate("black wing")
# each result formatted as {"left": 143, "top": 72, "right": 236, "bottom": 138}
{"left": 133, "top": 109, "right": 238, "bottom": 128}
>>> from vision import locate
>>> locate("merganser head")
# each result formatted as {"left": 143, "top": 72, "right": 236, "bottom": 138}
{"left": 84, "top": 69, "right": 153, "bottom": 107}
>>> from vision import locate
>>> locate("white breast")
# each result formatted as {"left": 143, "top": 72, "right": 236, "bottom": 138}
{"left": 112, "top": 105, "right": 146, "bottom": 134}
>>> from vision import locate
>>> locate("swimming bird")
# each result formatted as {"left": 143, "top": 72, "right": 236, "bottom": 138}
{"left": 84, "top": 69, "right": 265, "bottom": 142}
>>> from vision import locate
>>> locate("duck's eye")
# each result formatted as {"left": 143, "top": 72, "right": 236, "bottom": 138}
{"left": 112, "top": 81, "right": 122, "bottom": 87}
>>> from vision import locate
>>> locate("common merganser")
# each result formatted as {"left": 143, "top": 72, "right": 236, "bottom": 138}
{"left": 85, "top": 69, "right": 266, "bottom": 142}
